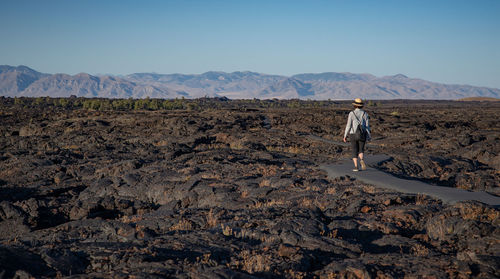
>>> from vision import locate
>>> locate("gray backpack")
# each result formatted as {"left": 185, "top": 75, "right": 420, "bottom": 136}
{"left": 352, "top": 111, "right": 367, "bottom": 141}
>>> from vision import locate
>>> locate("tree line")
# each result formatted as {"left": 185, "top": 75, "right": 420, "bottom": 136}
{"left": 2, "top": 96, "right": 380, "bottom": 111}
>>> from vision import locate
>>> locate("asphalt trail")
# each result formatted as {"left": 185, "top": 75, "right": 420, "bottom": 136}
{"left": 309, "top": 135, "right": 500, "bottom": 206}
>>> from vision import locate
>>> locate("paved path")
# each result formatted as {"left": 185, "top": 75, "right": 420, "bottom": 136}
{"left": 308, "top": 135, "right": 500, "bottom": 206}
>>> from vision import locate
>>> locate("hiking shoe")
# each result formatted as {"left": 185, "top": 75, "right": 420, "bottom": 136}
{"left": 360, "top": 160, "right": 366, "bottom": 170}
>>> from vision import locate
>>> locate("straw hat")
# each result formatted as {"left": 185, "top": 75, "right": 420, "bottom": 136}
{"left": 352, "top": 98, "right": 364, "bottom": 107}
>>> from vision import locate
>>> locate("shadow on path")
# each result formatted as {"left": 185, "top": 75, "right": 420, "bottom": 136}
{"left": 308, "top": 135, "right": 500, "bottom": 207}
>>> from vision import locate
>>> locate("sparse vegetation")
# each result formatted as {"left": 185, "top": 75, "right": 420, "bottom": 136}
{"left": 367, "top": 100, "right": 382, "bottom": 107}
{"left": 0, "top": 96, "right": 342, "bottom": 111}
{"left": 1, "top": 98, "right": 499, "bottom": 278}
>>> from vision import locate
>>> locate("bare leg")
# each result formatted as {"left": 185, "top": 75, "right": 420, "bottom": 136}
{"left": 352, "top": 158, "right": 358, "bottom": 169}
{"left": 358, "top": 153, "right": 366, "bottom": 170}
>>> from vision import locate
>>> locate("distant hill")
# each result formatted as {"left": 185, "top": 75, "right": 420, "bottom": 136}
{"left": 292, "top": 73, "right": 500, "bottom": 100}
{"left": 0, "top": 65, "right": 49, "bottom": 96}
{"left": 457, "top": 97, "right": 500, "bottom": 102}
{"left": 20, "top": 73, "right": 182, "bottom": 99}
{"left": 1, "top": 65, "right": 499, "bottom": 100}
{"left": 0, "top": 66, "right": 184, "bottom": 99}
{"left": 125, "top": 71, "right": 285, "bottom": 98}
{"left": 258, "top": 78, "right": 314, "bottom": 99}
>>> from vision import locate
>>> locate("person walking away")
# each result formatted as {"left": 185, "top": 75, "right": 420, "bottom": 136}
{"left": 343, "top": 98, "right": 371, "bottom": 171}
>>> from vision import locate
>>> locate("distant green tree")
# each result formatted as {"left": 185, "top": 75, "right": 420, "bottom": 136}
{"left": 14, "top": 97, "right": 24, "bottom": 106}
{"left": 82, "top": 100, "right": 91, "bottom": 109}
{"left": 92, "top": 100, "right": 101, "bottom": 110}
{"left": 134, "top": 99, "right": 145, "bottom": 110}
{"left": 287, "top": 100, "right": 300, "bottom": 108}
{"left": 186, "top": 102, "right": 199, "bottom": 111}
{"left": 112, "top": 100, "right": 122, "bottom": 110}
{"left": 57, "top": 98, "right": 70, "bottom": 108}
{"left": 34, "top": 97, "right": 44, "bottom": 106}
{"left": 99, "top": 99, "right": 112, "bottom": 111}
{"left": 147, "top": 98, "right": 160, "bottom": 110}
{"left": 162, "top": 100, "right": 172, "bottom": 110}
{"left": 72, "top": 98, "right": 82, "bottom": 108}
{"left": 83, "top": 99, "right": 102, "bottom": 110}
{"left": 172, "top": 98, "right": 185, "bottom": 110}
{"left": 44, "top": 97, "right": 52, "bottom": 105}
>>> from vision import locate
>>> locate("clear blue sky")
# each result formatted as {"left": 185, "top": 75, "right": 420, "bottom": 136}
{"left": 1, "top": 0, "right": 499, "bottom": 88}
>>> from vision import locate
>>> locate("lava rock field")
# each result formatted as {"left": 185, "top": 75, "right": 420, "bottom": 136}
{"left": 0, "top": 99, "right": 499, "bottom": 278}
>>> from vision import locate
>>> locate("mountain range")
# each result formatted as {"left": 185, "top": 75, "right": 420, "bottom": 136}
{"left": 1, "top": 65, "right": 499, "bottom": 100}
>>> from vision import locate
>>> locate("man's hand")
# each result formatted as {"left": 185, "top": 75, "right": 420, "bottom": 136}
{"left": 343, "top": 137, "right": 347, "bottom": 143}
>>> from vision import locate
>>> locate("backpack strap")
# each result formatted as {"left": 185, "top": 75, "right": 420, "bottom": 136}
{"left": 353, "top": 111, "right": 364, "bottom": 127}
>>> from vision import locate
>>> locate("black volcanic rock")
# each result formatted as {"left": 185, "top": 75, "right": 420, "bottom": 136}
{"left": 0, "top": 100, "right": 499, "bottom": 277}
{"left": 0, "top": 246, "right": 56, "bottom": 278}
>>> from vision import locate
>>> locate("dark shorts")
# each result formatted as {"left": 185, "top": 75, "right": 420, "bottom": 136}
{"left": 350, "top": 138, "right": 366, "bottom": 158}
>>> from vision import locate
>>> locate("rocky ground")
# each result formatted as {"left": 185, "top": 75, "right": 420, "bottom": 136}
{"left": 0, "top": 99, "right": 499, "bottom": 278}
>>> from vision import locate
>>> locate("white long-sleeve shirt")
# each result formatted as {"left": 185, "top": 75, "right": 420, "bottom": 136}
{"left": 344, "top": 108, "right": 371, "bottom": 140}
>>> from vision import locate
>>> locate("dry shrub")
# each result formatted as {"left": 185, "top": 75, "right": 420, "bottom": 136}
{"left": 153, "top": 140, "right": 169, "bottom": 147}
{"left": 214, "top": 132, "right": 232, "bottom": 144}
{"left": 169, "top": 219, "right": 193, "bottom": 231}
{"left": 362, "top": 185, "right": 376, "bottom": 194}
{"left": 238, "top": 250, "right": 271, "bottom": 274}
{"left": 375, "top": 271, "right": 393, "bottom": 279}
{"left": 265, "top": 145, "right": 281, "bottom": 153}
{"left": 456, "top": 202, "right": 499, "bottom": 222}
{"left": 320, "top": 229, "right": 338, "bottom": 239}
{"left": 284, "top": 269, "right": 306, "bottom": 279}
{"left": 259, "top": 179, "right": 271, "bottom": 187}
{"left": 298, "top": 197, "right": 314, "bottom": 208}
{"left": 229, "top": 141, "right": 245, "bottom": 150}
{"left": 411, "top": 243, "right": 429, "bottom": 256}
{"left": 61, "top": 144, "right": 79, "bottom": 150}
{"left": 293, "top": 195, "right": 330, "bottom": 210}
{"left": 252, "top": 199, "right": 287, "bottom": 208}
{"left": 304, "top": 184, "right": 321, "bottom": 192}
{"left": 240, "top": 190, "right": 249, "bottom": 198}
{"left": 313, "top": 197, "right": 329, "bottom": 210}
{"left": 221, "top": 224, "right": 233, "bottom": 237}
{"left": 345, "top": 266, "right": 370, "bottom": 279}
{"left": 259, "top": 234, "right": 279, "bottom": 243}
{"left": 205, "top": 208, "right": 218, "bottom": 228}
{"left": 256, "top": 165, "right": 278, "bottom": 177}
{"left": 286, "top": 146, "right": 306, "bottom": 154}
{"left": 325, "top": 187, "right": 337, "bottom": 195}
{"left": 220, "top": 224, "right": 256, "bottom": 240}
{"left": 121, "top": 214, "right": 144, "bottom": 223}
{"left": 416, "top": 194, "right": 427, "bottom": 205}
{"left": 266, "top": 145, "right": 307, "bottom": 155}
{"left": 196, "top": 253, "right": 214, "bottom": 265}
{"left": 135, "top": 224, "right": 146, "bottom": 239}
{"left": 116, "top": 227, "right": 135, "bottom": 238}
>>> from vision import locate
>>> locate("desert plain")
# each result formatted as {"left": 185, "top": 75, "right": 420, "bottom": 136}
{"left": 0, "top": 98, "right": 499, "bottom": 278}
